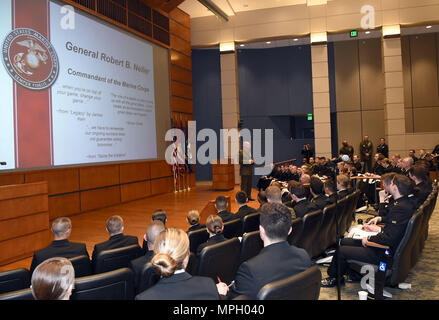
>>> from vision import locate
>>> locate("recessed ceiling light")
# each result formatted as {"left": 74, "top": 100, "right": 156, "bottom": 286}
{"left": 240, "top": 44, "right": 245, "bottom": 47}
{"left": 293, "top": 38, "right": 299, "bottom": 41}
{"left": 266, "top": 41, "right": 271, "bottom": 44}
{"left": 426, "top": 25, "right": 432, "bottom": 29}
{"left": 365, "top": 31, "right": 371, "bottom": 34}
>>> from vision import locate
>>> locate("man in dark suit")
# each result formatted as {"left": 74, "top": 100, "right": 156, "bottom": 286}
{"left": 256, "top": 191, "right": 267, "bottom": 212}
{"left": 359, "top": 135, "right": 373, "bottom": 173}
{"left": 324, "top": 179, "right": 337, "bottom": 204}
{"left": 239, "top": 141, "right": 255, "bottom": 201}
{"left": 266, "top": 185, "right": 296, "bottom": 219}
{"left": 215, "top": 196, "right": 235, "bottom": 222}
{"left": 130, "top": 220, "right": 165, "bottom": 289}
{"left": 229, "top": 202, "right": 312, "bottom": 299}
{"left": 409, "top": 149, "right": 419, "bottom": 163}
{"left": 30, "top": 217, "right": 89, "bottom": 274}
{"left": 143, "top": 209, "right": 167, "bottom": 252}
{"left": 310, "top": 176, "right": 330, "bottom": 210}
{"left": 322, "top": 174, "right": 416, "bottom": 287}
{"left": 377, "top": 138, "right": 389, "bottom": 158}
{"left": 234, "top": 191, "right": 257, "bottom": 220}
{"left": 288, "top": 180, "right": 318, "bottom": 218}
{"left": 339, "top": 140, "right": 354, "bottom": 159}
{"left": 337, "top": 174, "right": 352, "bottom": 199}
{"left": 91, "top": 215, "right": 139, "bottom": 268}
{"left": 408, "top": 165, "right": 433, "bottom": 207}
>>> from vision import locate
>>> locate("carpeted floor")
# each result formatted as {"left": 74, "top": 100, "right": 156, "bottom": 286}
{"left": 318, "top": 201, "right": 439, "bottom": 300}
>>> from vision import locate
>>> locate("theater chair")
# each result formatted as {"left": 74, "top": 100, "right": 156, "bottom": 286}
{"left": 197, "top": 238, "right": 241, "bottom": 284}
{"left": 94, "top": 244, "right": 141, "bottom": 274}
{"left": 69, "top": 255, "right": 92, "bottom": 278}
{"left": 71, "top": 268, "right": 135, "bottom": 300}
{"left": 287, "top": 218, "right": 303, "bottom": 247}
{"left": 342, "top": 190, "right": 361, "bottom": 234}
{"left": 0, "top": 288, "right": 34, "bottom": 300}
{"left": 348, "top": 209, "right": 423, "bottom": 298}
{"left": 223, "top": 219, "right": 243, "bottom": 239}
{"left": 187, "top": 228, "right": 209, "bottom": 253}
{"left": 239, "top": 231, "right": 263, "bottom": 264}
{"left": 335, "top": 197, "right": 348, "bottom": 238}
{"left": 136, "top": 263, "right": 159, "bottom": 295}
{"left": 296, "top": 210, "right": 323, "bottom": 258}
{"left": 256, "top": 266, "right": 321, "bottom": 300}
{"left": 313, "top": 204, "right": 336, "bottom": 258}
{"left": 242, "top": 212, "right": 260, "bottom": 234}
{"left": 0, "top": 268, "right": 30, "bottom": 295}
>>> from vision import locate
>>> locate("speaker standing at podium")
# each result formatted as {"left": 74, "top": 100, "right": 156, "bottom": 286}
{"left": 239, "top": 141, "right": 255, "bottom": 201}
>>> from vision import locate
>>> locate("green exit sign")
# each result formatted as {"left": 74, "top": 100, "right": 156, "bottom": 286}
{"left": 307, "top": 114, "right": 313, "bottom": 121}
{"left": 350, "top": 30, "right": 358, "bottom": 37}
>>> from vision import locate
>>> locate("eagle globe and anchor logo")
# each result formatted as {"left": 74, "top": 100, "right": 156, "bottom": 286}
{"left": 2, "top": 28, "right": 59, "bottom": 90}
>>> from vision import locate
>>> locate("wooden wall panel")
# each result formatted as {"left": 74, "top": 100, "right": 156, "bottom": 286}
{"left": 171, "top": 96, "right": 193, "bottom": 113}
{"left": 49, "top": 193, "right": 81, "bottom": 221}
{"left": 413, "top": 107, "right": 439, "bottom": 133}
{"left": 337, "top": 111, "right": 362, "bottom": 150}
{"left": 334, "top": 41, "right": 361, "bottom": 112}
{"left": 171, "top": 50, "right": 192, "bottom": 70}
{"left": 169, "top": 8, "right": 190, "bottom": 28}
{"left": 170, "top": 34, "right": 191, "bottom": 56}
{"left": 121, "top": 181, "right": 152, "bottom": 202}
{"left": 120, "top": 162, "right": 151, "bottom": 183}
{"left": 359, "top": 39, "right": 384, "bottom": 110}
{"left": 410, "top": 34, "right": 439, "bottom": 108}
{"left": 0, "top": 195, "right": 48, "bottom": 221}
{"left": 80, "top": 165, "right": 120, "bottom": 190}
{"left": 170, "top": 19, "right": 190, "bottom": 41}
{"left": 171, "top": 80, "right": 193, "bottom": 99}
{"left": 0, "top": 212, "right": 49, "bottom": 242}
{"left": 80, "top": 186, "right": 121, "bottom": 212}
{"left": 0, "top": 173, "right": 25, "bottom": 186}
{"left": 26, "top": 168, "right": 79, "bottom": 195}
{"left": 150, "top": 161, "right": 173, "bottom": 179}
{"left": 0, "top": 180, "right": 47, "bottom": 200}
{"left": 405, "top": 108, "right": 414, "bottom": 133}
{"left": 151, "top": 177, "right": 173, "bottom": 195}
{"left": 170, "top": 64, "right": 192, "bottom": 85}
{"left": 362, "top": 110, "right": 385, "bottom": 147}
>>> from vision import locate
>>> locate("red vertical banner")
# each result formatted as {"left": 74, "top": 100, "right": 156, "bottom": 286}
{"left": 13, "top": 0, "right": 52, "bottom": 168}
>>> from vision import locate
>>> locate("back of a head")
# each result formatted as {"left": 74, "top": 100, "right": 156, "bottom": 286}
{"left": 310, "top": 176, "right": 324, "bottom": 195}
{"left": 392, "top": 174, "right": 414, "bottom": 197}
{"left": 186, "top": 210, "right": 200, "bottom": 226}
{"left": 337, "top": 174, "right": 350, "bottom": 189}
{"left": 259, "top": 203, "right": 291, "bottom": 242}
{"left": 235, "top": 191, "right": 247, "bottom": 205}
{"left": 408, "top": 165, "right": 428, "bottom": 182}
{"left": 31, "top": 257, "right": 75, "bottom": 300}
{"left": 382, "top": 172, "right": 397, "bottom": 186}
{"left": 151, "top": 228, "right": 189, "bottom": 278}
{"left": 152, "top": 209, "right": 167, "bottom": 225}
{"left": 146, "top": 220, "right": 166, "bottom": 245}
{"left": 265, "top": 185, "right": 282, "bottom": 203}
{"left": 106, "top": 215, "right": 124, "bottom": 236}
{"left": 300, "top": 174, "right": 311, "bottom": 184}
{"left": 257, "top": 191, "right": 267, "bottom": 204}
{"left": 324, "top": 179, "right": 336, "bottom": 194}
{"left": 206, "top": 215, "right": 224, "bottom": 235}
{"left": 51, "top": 217, "right": 72, "bottom": 239}
{"left": 403, "top": 157, "right": 414, "bottom": 167}
{"left": 215, "top": 196, "right": 228, "bottom": 211}
{"left": 288, "top": 180, "right": 306, "bottom": 199}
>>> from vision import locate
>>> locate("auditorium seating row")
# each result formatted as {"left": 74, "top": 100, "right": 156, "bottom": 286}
{"left": 348, "top": 182, "right": 438, "bottom": 288}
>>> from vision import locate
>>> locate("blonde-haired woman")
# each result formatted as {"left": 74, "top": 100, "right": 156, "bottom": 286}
{"left": 31, "top": 257, "right": 75, "bottom": 300}
{"left": 196, "top": 215, "right": 227, "bottom": 256}
{"left": 186, "top": 210, "right": 204, "bottom": 232}
{"left": 135, "top": 228, "right": 228, "bottom": 300}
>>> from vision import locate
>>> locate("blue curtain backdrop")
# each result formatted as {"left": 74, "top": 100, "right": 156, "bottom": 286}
{"left": 192, "top": 49, "right": 223, "bottom": 181}
{"left": 237, "top": 45, "right": 315, "bottom": 187}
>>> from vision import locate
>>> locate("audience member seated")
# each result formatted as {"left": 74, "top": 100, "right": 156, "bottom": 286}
{"left": 91, "top": 215, "right": 139, "bottom": 268}
{"left": 215, "top": 196, "right": 235, "bottom": 223}
{"left": 336, "top": 174, "right": 352, "bottom": 199}
{"left": 400, "top": 157, "right": 414, "bottom": 176}
{"left": 310, "top": 176, "right": 330, "bottom": 210}
{"left": 30, "top": 217, "right": 89, "bottom": 274}
{"left": 372, "top": 153, "right": 385, "bottom": 175}
{"left": 228, "top": 203, "right": 312, "bottom": 299}
{"left": 186, "top": 210, "right": 205, "bottom": 232}
{"left": 287, "top": 181, "right": 318, "bottom": 219}
{"left": 130, "top": 220, "right": 165, "bottom": 284}
{"left": 256, "top": 191, "right": 267, "bottom": 212}
{"left": 135, "top": 228, "right": 228, "bottom": 300}
{"left": 234, "top": 191, "right": 257, "bottom": 220}
{"left": 196, "top": 215, "right": 227, "bottom": 256}
{"left": 408, "top": 165, "right": 433, "bottom": 207}
{"left": 322, "top": 174, "right": 416, "bottom": 287}
{"left": 143, "top": 209, "right": 168, "bottom": 251}
{"left": 352, "top": 155, "right": 363, "bottom": 173}
{"left": 409, "top": 149, "right": 419, "bottom": 163}
{"left": 324, "top": 180, "right": 337, "bottom": 204}
{"left": 31, "top": 257, "right": 75, "bottom": 300}
{"left": 266, "top": 185, "right": 296, "bottom": 219}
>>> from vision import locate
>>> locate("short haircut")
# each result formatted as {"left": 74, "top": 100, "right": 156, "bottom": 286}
{"left": 324, "top": 179, "right": 336, "bottom": 193}
{"left": 259, "top": 203, "right": 291, "bottom": 241}
{"left": 381, "top": 172, "right": 397, "bottom": 186}
{"left": 265, "top": 185, "right": 282, "bottom": 202}
{"left": 31, "top": 257, "right": 75, "bottom": 300}
{"left": 257, "top": 191, "right": 267, "bottom": 203}
{"left": 235, "top": 191, "right": 248, "bottom": 204}
{"left": 337, "top": 174, "right": 350, "bottom": 189}
{"left": 152, "top": 209, "right": 167, "bottom": 225}
{"left": 146, "top": 220, "right": 166, "bottom": 245}
{"left": 310, "top": 176, "right": 324, "bottom": 195}
{"left": 187, "top": 210, "right": 200, "bottom": 226}
{"left": 408, "top": 165, "right": 429, "bottom": 182}
{"left": 51, "top": 217, "right": 72, "bottom": 238}
{"left": 106, "top": 215, "right": 124, "bottom": 235}
{"left": 391, "top": 174, "right": 414, "bottom": 197}
{"left": 403, "top": 157, "right": 414, "bottom": 166}
{"left": 206, "top": 215, "right": 223, "bottom": 235}
{"left": 300, "top": 174, "right": 311, "bottom": 184}
{"left": 215, "top": 196, "right": 228, "bottom": 210}
{"left": 288, "top": 180, "right": 306, "bottom": 199}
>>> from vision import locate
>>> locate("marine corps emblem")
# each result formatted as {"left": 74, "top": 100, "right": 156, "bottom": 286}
{"left": 2, "top": 28, "right": 59, "bottom": 90}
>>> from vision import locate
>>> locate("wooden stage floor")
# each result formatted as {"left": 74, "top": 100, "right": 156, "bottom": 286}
{"left": 0, "top": 183, "right": 257, "bottom": 272}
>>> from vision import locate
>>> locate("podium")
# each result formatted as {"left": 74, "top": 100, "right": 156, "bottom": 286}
{"left": 0, "top": 181, "right": 50, "bottom": 266}
{"left": 212, "top": 159, "right": 235, "bottom": 191}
